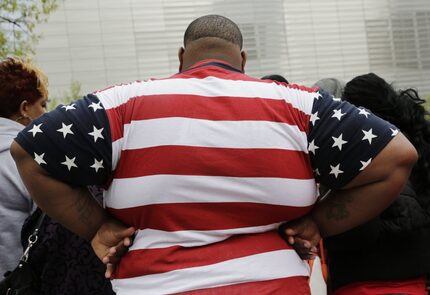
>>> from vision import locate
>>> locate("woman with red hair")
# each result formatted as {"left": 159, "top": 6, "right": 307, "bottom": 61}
{"left": 0, "top": 57, "right": 48, "bottom": 277}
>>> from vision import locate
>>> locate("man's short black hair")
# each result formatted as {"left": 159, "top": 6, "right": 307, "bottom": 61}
{"left": 184, "top": 15, "right": 243, "bottom": 49}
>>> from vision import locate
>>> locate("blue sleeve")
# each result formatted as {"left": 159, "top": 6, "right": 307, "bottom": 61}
{"left": 308, "top": 89, "right": 398, "bottom": 189}
{"left": 15, "top": 94, "right": 112, "bottom": 186}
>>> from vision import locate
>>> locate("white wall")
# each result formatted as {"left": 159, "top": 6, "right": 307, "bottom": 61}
{"left": 34, "top": 0, "right": 430, "bottom": 98}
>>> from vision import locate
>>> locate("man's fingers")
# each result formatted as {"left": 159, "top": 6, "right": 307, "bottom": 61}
{"left": 123, "top": 234, "right": 135, "bottom": 247}
{"left": 303, "top": 240, "right": 311, "bottom": 248}
{"left": 104, "top": 254, "right": 122, "bottom": 265}
{"left": 115, "top": 241, "right": 131, "bottom": 257}
{"left": 105, "top": 263, "right": 114, "bottom": 279}
{"left": 284, "top": 228, "right": 296, "bottom": 236}
{"left": 310, "top": 246, "right": 318, "bottom": 254}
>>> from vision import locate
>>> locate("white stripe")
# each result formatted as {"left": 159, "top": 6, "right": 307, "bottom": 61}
{"left": 111, "top": 137, "right": 123, "bottom": 171}
{"left": 122, "top": 117, "right": 308, "bottom": 151}
{"left": 97, "top": 77, "right": 317, "bottom": 115}
{"left": 111, "top": 249, "right": 309, "bottom": 295}
{"left": 130, "top": 223, "right": 282, "bottom": 250}
{"left": 105, "top": 175, "right": 318, "bottom": 209}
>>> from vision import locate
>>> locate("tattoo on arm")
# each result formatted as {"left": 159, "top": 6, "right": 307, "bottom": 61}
{"left": 75, "top": 190, "right": 95, "bottom": 227}
{"left": 324, "top": 194, "right": 354, "bottom": 221}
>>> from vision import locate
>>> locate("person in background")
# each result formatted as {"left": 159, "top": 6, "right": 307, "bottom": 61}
{"left": 0, "top": 57, "right": 114, "bottom": 295}
{"left": 313, "top": 78, "right": 345, "bottom": 98}
{"left": 0, "top": 57, "right": 48, "bottom": 277}
{"left": 261, "top": 74, "right": 289, "bottom": 84}
{"left": 324, "top": 73, "right": 430, "bottom": 295}
{"left": 11, "top": 15, "right": 416, "bottom": 294}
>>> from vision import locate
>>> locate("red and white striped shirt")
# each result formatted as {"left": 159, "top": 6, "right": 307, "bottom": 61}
{"left": 97, "top": 60, "right": 317, "bottom": 294}
{"left": 16, "top": 59, "right": 396, "bottom": 295}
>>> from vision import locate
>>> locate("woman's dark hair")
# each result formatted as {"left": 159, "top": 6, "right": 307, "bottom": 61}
{"left": 343, "top": 73, "right": 430, "bottom": 194}
{"left": 0, "top": 57, "right": 48, "bottom": 118}
{"left": 261, "top": 74, "right": 289, "bottom": 84}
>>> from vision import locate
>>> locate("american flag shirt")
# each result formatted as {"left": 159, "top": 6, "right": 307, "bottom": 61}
{"left": 16, "top": 94, "right": 112, "bottom": 186}
{"left": 15, "top": 60, "right": 397, "bottom": 294}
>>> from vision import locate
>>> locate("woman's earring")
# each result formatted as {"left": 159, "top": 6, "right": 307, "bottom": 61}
{"left": 15, "top": 114, "right": 32, "bottom": 125}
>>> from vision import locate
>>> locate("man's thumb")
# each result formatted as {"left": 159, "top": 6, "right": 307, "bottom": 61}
{"left": 116, "top": 226, "right": 136, "bottom": 239}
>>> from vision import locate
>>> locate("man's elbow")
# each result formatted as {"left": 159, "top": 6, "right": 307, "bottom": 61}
{"left": 10, "top": 141, "right": 32, "bottom": 169}
{"left": 396, "top": 134, "right": 418, "bottom": 171}
{"left": 385, "top": 133, "right": 417, "bottom": 202}
{"left": 344, "top": 132, "right": 417, "bottom": 191}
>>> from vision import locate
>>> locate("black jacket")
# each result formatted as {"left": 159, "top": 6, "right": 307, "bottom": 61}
{"left": 325, "top": 184, "right": 430, "bottom": 291}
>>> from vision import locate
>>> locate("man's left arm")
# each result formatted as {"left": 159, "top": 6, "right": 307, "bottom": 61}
{"left": 11, "top": 141, "right": 105, "bottom": 240}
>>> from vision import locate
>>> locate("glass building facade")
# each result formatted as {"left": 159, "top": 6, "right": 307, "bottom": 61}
{"left": 33, "top": 0, "right": 430, "bottom": 97}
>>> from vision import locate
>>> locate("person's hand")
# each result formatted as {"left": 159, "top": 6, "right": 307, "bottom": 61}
{"left": 91, "top": 217, "right": 136, "bottom": 278}
{"left": 279, "top": 215, "right": 321, "bottom": 260}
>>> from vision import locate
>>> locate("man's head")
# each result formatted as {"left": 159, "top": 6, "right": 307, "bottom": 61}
{"left": 178, "top": 15, "right": 246, "bottom": 72}
{"left": 183, "top": 15, "right": 243, "bottom": 49}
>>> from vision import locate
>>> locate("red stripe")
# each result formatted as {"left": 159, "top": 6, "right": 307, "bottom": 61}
{"left": 106, "top": 93, "right": 310, "bottom": 142}
{"left": 114, "top": 230, "right": 293, "bottom": 279}
{"left": 124, "top": 94, "right": 307, "bottom": 127}
{"left": 105, "top": 103, "right": 126, "bottom": 143}
{"left": 176, "top": 276, "right": 310, "bottom": 295}
{"left": 114, "top": 146, "right": 313, "bottom": 179}
{"left": 108, "top": 202, "right": 313, "bottom": 231}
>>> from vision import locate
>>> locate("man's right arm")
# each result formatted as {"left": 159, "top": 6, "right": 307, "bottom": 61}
{"left": 11, "top": 94, "right": 136, "bottom": 277}
{"left": 11, "top": 140, "right": 135, "bottom": 278}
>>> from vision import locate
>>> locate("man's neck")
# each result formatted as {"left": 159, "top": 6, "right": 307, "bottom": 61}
{"left": 181, "top": 38, "right": 243, "bottom": 71}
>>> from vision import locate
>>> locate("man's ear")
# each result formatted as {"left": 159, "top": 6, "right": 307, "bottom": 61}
{"left": 178, "top": 47, "right": 185, "bottom": 72}
{"left": 240, "top": 51, "right": 247, "bottom": 72}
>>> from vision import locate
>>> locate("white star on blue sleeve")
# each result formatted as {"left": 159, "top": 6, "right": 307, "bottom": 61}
{"left": 62, "top": 104, "right": 76, "bottom": 111}
{"left": 329, "top": 164, "right": 344, "bottom": 178}
{"left": 308, "top": 139, "right": 319, "bottom": 155}
{"left": 310, "top": 112, "right": 320, "bottom": 126}
{"left": 332, "top": 134, "right": 348, "bottom": 151}
{"left": 57, "top": 123, "right": 74, "bottom": 138}
{"left": 27, "top": 123, "right": 43, "bottom": 137}
{"left": 34, "top": 152, "right": 47, "bottom": 165}
{"left": 331, "top": 109, "right": 345, "bottom": 121}
{"left": 88, "top": 126, "right": 104, "bottom": 143}
{"left": 359, "top": 158, "right": 372, "bottom": 171}
{"left": 362, "top": 128, "right": 377, "bottom": 144}
{"left": 90, "top": 158, "right": 104, "bottom": 172}
{"left": 61, "top": 155, "right": 78, "bottom": 171}
{"left": 88, "top": 101, "right": 103, "bottom": 112}
{"left": 390, "top": 128, "right": 399, "bottom": 136}
{"left": 358, "top": 108, "right": 370, "bottom": 118}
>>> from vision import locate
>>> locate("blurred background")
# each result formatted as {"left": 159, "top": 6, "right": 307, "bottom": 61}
{"left": 1, "top": 0, "right": 429, "bottom": 104}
